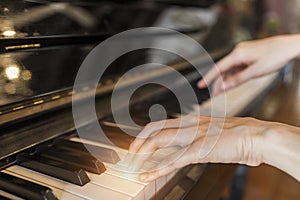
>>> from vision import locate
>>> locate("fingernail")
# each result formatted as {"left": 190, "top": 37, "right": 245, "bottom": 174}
{"left": 198, "top": 81, "right": 205, "bottom": 88}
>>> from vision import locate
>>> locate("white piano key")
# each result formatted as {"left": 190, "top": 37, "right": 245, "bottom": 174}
{"left": 104, "top": 159, "right": 156, "bottom": 200}
{"left": 104, "top": 166, "right": 156, "bottom": 200}
{"left": 6, "top": 166, "right": 132, "bottom": 200}
{"left": 155, "top": 176, "right": 167, "bottom": 193}
{"left": 140, "top": 176, "right": 167, "bottom": 200}
{"left": 3, "top": 170, "right": 83, "bottom": 200}
{"left": 69, "top": 137, "right": 174, "bottom": 200}
{"left": 144, "top": 180, "right": 155, "bottom": 200}
{"left": 87, "top": 172, "right": 144, "bottom": 200}
{"left": 0, "top": 190, "right": 23, "bottom": 200}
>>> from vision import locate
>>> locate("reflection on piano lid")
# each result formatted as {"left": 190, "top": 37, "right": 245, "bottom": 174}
{"left": 0, "top": 0, "right": 230, "bottom": 126}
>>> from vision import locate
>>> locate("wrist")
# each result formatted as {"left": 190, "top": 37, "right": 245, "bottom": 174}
{"left": 260, "top": 122, "right": 300, "bottom": 181}
{"left": 278, "top": 34, "right": 300, "bottom": 60}
{"left": 260, "top": 122, "right": 282, "bottom": 165}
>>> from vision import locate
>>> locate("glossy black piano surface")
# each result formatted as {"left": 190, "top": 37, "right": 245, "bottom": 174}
{"left": 0, "top": 0, "right": 266, "bottom": 199}
{"left": 0, "top": 1, "right": 234, "bottom": 125}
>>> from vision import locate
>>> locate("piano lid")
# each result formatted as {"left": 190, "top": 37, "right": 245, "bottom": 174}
{"left": 0, "top": 0, "right": 226, "bottom": 124}
{"left": 0, "top": 0, "right": 216, "bottom": 39}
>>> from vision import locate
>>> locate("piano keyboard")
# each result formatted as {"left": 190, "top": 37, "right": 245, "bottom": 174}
{"left": 0, "top": 126, "right": 179, "bottom": 200}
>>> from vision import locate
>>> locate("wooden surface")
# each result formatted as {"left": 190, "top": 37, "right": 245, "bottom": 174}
{"left": 243, "top": 63, "right": 300, "bottom": 200}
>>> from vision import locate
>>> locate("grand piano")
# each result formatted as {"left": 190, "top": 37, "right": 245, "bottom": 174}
{"left": 0, "top": 0, "right": 276, "bottom": 199}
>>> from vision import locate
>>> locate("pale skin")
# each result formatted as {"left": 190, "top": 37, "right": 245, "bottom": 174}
{"left": 198, "top": 34, "right": 300, "bottom": 96}
{"left": 128, "top": 34, "right": 300, "bottom": 182}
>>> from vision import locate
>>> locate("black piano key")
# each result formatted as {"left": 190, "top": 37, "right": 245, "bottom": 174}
{"left": 36, "top": 146, "right": 106, "bottom": 174}
{"left": 101, "top": 125, "right": 136, "bottom": 149}
{"left": 53, "top": 139, "right": 120, "bottom": 164}
{"left": 16, "top": 153, "right": 90, "bottom": 186}
{"left": 0, "top": 172, "right": 57, "bottom": 200}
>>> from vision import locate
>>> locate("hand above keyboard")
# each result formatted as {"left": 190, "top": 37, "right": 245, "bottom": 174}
{"left": 126, "top": 115, "right": 297, "bottom": 182}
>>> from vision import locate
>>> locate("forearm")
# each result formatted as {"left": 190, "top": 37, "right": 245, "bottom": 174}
{"left": 260, "top": 122, "right": 300, "bottom": 182}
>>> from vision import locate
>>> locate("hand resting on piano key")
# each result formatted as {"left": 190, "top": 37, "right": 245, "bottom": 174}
{"left": 127, "top": 115, "right": 300, "bottom": 183}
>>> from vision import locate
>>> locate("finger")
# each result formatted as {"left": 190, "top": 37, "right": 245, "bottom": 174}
{"left": 132, "top": 123, "right": 206, "bottom": 172}
{"left": 139, "top": 164, "right": 176, "bottom": 182}
{"left": 198, "top": 52, "right": 240, "bottom": 88}
{"left": 126, "top": 116, "right": 200, "bottom": 166}
{"left": 131, "top": 128, "right": 188, "bottom": 171}
{"left": 128, "top": 116, "right": 199, "bottom": 154}
{"left": 139, "top": 161, "right": 178, "bottom": 182}
{"left": 139, "top": 147, "right": 195, "bottom": 182}
{"left": 222, "top": 65, "right": 257, "bottom": 90}
{"left": 128, "top": 120, "right": 167, "bottom": 154}
{"left": 211, "top": 77, "right": 226, "bottom": 96}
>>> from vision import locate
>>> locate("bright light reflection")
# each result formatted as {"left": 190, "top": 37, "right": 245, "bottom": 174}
{"left": 3, "top": 30, "right": 16, "bottom": 37}
{"left": 5, "top": 65, "right": 20, "bottom": 80}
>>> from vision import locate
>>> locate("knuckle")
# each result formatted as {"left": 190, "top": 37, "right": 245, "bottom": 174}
{"left": 236, "top": 41, "right": 249, "bottom": 49}
{"left": 232, "top": 43, "right": 247, "bottom": 60}
{"left": 143, "top": 138, "right": 158, "bottom": 151}
{"left": 156, "top": 131, "right": 172, "bottom": 147}
{"left": 144, "top": 122, "right": 158, "bottom": 132}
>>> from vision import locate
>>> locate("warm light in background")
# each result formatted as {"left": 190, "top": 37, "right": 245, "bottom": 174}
{"left": 21, "top": 70, "right": 32, "bottom": 81}
{"left": 2, "top": 30, "right": 16, "bottom": 37}
{"left": 5, "top": 65, "right": 20, "bottom": 80}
